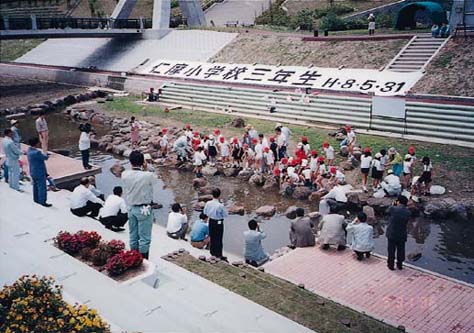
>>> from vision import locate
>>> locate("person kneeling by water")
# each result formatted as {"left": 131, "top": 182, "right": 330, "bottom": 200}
{"left": 166, "top": 203, "right": 188, "bottom": 241}
{"left": 70, "top": 177, "right": 104, "bottom": 218}
{"left": 346, "top": 212, "right": 374, "bottom": 261}
{"left": 244, "top": 219, "right": 269, "bottom": 267}
{"left": 99, "top": 186, "right": 128, "bottom": 232}
{"left": 190, "top": 213, "right": 210, "bottom": 249}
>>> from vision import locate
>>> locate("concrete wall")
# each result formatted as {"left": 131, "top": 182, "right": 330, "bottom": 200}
{"left": 179, "top": 0, "right": 206, "bottom": 27}
{"left": 153, "top": 0, "right": 171, "bottom": 29}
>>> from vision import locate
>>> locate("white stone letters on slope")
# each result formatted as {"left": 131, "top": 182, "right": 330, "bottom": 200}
{"left": 143, "top": 60, "right": 423, "bottom": 96}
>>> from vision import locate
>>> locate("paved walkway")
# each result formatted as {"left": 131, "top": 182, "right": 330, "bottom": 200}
{"left": 264, "top": 247, "right": 474, "bottom": 333}
{"left": 205, "top": 0, "right": 269, "bottom": 26}
{"left": 0, "top": 182, "right": 313, "bottom": 333}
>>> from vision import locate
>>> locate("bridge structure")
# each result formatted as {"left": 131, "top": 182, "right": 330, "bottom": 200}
{"left": 0, "top": 0, "right": 206, "bottom": 40}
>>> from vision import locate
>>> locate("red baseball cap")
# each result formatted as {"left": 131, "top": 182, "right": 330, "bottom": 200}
{"left": 214, "top": 129, "right": 221, "bottom": 135}
{"left": 185, "top": 124, "right": 191, "bottom": 129}
{"left": 269, "top": 136, "right": 275, "bottom": 142}
{"left": 162, "top": 128, "right": 168, "bottom": 134}
{"left": 252, "top": 138, "right": 258, "bottom": 144}
{"left": 330, "top": 166, "right": 337, "bottom": 174}
{"left": 281, "top": 158, "right": 288, "bottom": 165}
{"left": 317, "top": 156, "right": 325, "bottom": 163}
{"left": 193, "top": 131, "right": 199, "bottom": 136}
{"left": 273, "top": 167, "right": 281, "bottom": 176}
{"left": 301, "top": 136, "right": 308, "bottom": 143}
{"left": 219, "top": 136, "right": 225, "bottom": 143}
{"left": 264, "top": 147, "right": 270, "bottom": 152}
{"left": 323, "top": 141, "right": 329, "bottom": 148}
{"left": 243, "top": 143, "right": 249, "bottom": 149}
{"left": 311, "top": 150, "right": 318, "bottom": 156}
{"left": 232, "top": 138, "right": 238, "bottom": 144}
{"left": 364, "top": 147, "right": 371, "bottom": 153}
{"left": 408, "top": 146, "right": 415, "bottom": 154}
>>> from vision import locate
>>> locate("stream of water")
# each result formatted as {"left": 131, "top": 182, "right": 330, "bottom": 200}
{"left": 2, "top": 113, "right": 473, "bottom": 283}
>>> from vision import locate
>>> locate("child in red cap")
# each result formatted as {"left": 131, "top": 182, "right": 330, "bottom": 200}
{"left": 218, "top": 136, "right": 230, "bottom": 163}
{"left": 301, "top": 136, "right": 311, "bottom": 155}
{"left": 263, "top": 146, "right": 275, "bottom": 174}
{"left": 242, "top": 143, "right": 255, "bottom": 169}
{"left": 231, "top": 138, "right": 243, "bottom": 167}
{"left": 160, "top": 128, "right": 169, "bottom": 158}
{"left": 322, "top": 141, "right": 335, "bottom": 166}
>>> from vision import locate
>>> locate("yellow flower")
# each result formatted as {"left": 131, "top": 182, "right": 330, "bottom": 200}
{"left": 69, "top": 318, "right": 76, "bottom": 324}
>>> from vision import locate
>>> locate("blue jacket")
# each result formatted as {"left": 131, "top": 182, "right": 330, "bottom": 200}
{"left": 27, "top": 147, "right": 49, "bottom": 178}
{"left": 2, "top": 137, "right": 21, "bottom": 167}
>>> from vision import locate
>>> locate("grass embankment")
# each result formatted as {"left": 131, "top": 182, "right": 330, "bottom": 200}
{"left": 165, "top": 253, "right": 400, "bottom": 333}
{"left": 284, "top": 0, "right": 396, "bottom": 16}
{"left": 210, "top": 33, "right": 405, "bottom": 69}
{"left": 412, "top": 37, "right": 474, "bottom": 97}
{"left": 103, "top": 96, "right": 474, "bottom": 200}
{"left": 0, "top": 39, "right": 43, "bottom": 62}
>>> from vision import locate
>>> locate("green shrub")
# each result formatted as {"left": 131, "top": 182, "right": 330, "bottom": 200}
{"left": 320, "top": 13, "right": 347, "bottom": 31}
{"left": 171, "top": 0, "right": 179, "bottom": 8}
{"left": 255, "top": 0, "right": 291, "bottom": 26}
{"left": 290, "top": 9, "right": 314, "bottom": 30}
{"left": 376, "top": 13, "right": 395, "bottom": 28}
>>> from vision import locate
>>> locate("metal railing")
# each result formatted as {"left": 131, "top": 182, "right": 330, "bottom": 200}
{"left": 0, "top": 16, "right": 153, "bottom": 30}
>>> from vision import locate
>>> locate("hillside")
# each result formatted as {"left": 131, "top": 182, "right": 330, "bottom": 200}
{"left": 284, "top": 0, "right": 395, "bottom": 16}
{"left": 210, "top": 33, "right": 405, "bottom": 69}
{"left": 412, "top": 37, "right": 474, "bottom": 97}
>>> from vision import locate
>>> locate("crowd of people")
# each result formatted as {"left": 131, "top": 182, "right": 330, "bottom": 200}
{"left": 0, "top": 113, "right": 430, "bottom": 270}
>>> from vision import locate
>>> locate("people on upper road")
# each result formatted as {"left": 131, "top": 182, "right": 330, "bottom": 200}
{"left": 244, "top": 219, "right": 269, "bottom": 267}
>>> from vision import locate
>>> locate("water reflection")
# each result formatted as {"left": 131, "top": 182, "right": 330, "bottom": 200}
{"left": 2, "top": 113, "right": 473, "bottom": 283}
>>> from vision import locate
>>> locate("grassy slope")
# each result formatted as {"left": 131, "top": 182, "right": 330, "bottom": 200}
{"left": 413, "top": 37, "right": 474, "bottom": 97}
{"left": 210, "top": 33, "right": 405, "bottom": 69}
{"left": 103, "top": 96, "right": 474, "bottom": 200}
{"left": 166, "top": 254, "right": 400, "bottom": 333}
{"left": 0, "top": 39, "right": 44, "bottom": 62}
{"left": 285, "top": 0, "right": 397, "bottom": 16}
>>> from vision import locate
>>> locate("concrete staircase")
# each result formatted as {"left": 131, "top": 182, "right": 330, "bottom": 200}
{"left": 387, "top": 34, "right": 450, "bottom": 72}
{"left": 159, "top": 82, "right": 474, "bottom": 144}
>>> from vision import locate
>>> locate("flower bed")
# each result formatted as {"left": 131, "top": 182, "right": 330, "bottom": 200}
{"left": 54, "top": 231, "right": 144, "bottom": 280}
{"left": 0, "top": 275, "right": 109, "bottom": 333}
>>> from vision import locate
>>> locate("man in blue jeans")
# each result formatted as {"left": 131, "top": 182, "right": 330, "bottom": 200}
{"left": 27, "top": 137, "right": 52, "bottom": 207}
{"left": 2, "top": 129, "right": 22, "bottom": 192}
{"left": 122, "top": 151, "right": 156, "bottom": 260}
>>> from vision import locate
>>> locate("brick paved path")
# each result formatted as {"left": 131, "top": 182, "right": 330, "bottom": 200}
{"left": 264, "top": 248, "right": 474, "bottom": 333}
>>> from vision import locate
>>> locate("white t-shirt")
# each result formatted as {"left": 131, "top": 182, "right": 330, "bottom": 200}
{"left": 160, "top": 134, "right": 168, "bottom": 147}
{"left": 79, "top": 132, "right": 90, "bottom": 151}
{"left": 323, "top": 186, "right": 347, "bottom": 203}
{"left": 347, "top": 130, "right": 356, "bottom": 145}
{"left": 302, "top": 169, "right": 312, "bottom": 180}
{"left": 423, "top": 163, "right": 433, "bottom": 172}
{"left": 380, "top": 155, "right": 387, "bottom": 168}
{"left": 287, "top": 172, "right": 300, "bottom": 182}
{"left": 360, "top": 155, "right": 372, "bottom": 169}
{"left": 302, "top": 143, "right": 311, "bottom": 155}
{"left": 403, "top": 160, "right": 412, "bottom": 174}
{"left": 324, "top": 146, "right": 335, "bottom": 160}
{"left": 318, "top": 164, "right": 327, "bottom": 174}
{"left": 264, "top": 151, "right": 274, "bottom": 165}
{"left": 167, "top": 212, "right": 187, "bottom": 233}
{"left": 335, "top": 170, "right": 345, "bottom": 182}
{"left": 70, "top": 185, "right": 104, "bottom": 209}
{"left": 194, "top": 151, "right": 207, "bottom": 166}
{"left": 219, "top": 142, "right": 229, "bottom": 157}
{"left": 371, "top": 159, "right": 381, "bottom": 170}
{"left": 99, "top": 194, "right": 127, "bottom": 218}
{"left": 254, "top": 143, "right": 263, "bottom": 158}
{"left": 309, "top": 157, "right": 318, "bottom": 171}
{"left": 276, "top": 134, "right": 286, "bottom": 147}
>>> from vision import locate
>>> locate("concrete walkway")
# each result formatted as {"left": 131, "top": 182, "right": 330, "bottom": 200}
{"left": 264, "top": 247, "right": 474, "bottom": 333}
{"left": 205, "top": 0, "right": 269, "bottom": 26}
{"left": 0, "top": 182, "right": 313, "bottom": 333}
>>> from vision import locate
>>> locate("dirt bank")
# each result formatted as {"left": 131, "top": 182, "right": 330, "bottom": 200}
{"left": 0, "top": 75, "right": 87, "bottom": 111}
{"left": 210, "top": 33, "right": 405, "bottom": 69}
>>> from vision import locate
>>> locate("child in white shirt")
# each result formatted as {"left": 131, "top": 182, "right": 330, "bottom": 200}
{"left": 193, "top": 147, "right": 207, "bottom": 177}
{"left": 322, "top": 141, "right": 335, "bottom": 166}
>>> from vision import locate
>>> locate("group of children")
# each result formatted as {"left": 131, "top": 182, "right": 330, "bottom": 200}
{"left": 152, "top": 121, "right": 434, "bottom": 196}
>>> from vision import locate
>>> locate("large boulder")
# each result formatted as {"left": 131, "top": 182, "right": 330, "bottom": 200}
{"left": 112, "top": 145, "right": 127, "bottom": 156}
{"left": 285, "top": 206, "right": 299, "bottom": 219}
{"left": 424, "top": 198, "right": 468, "bottom": 221}
{"left": 223, "top": 167, "right": 241, "bottom": 177}
{"left": 228, "top": 205, "right": 245, "bottom": 215}
{"left": 198, "top": 186, "right": 214, "bottom": 195}
{"left": 340, "top": 160, "right": 355, "bottom": 171}
{"left": 262, "top": 176, "right": 279, "bottom": 191}
{"left": 231, "top": 117, "right": 245, "bottom": 128}
{"left": 280, "top": 183, "right": 295, "bottom": 197}
{"left": 202, "top": 165, "right": 219, "bottom": 176}
{"left": 256, "top": 205, "right": 276, "bottom": 218}
{"left": 193, "top": 177, "right": 208, "bottom": 188}
{"left": 346, "top": 192, "right": 362, "bottom": 211}
{"left": 198, "top": 194, "right": 213, "bottom": 202}
{"left": 309, "top": 190, "right": 328, "bottom": 202}
{"left": 340, "top": 146, "right": 349, "bottom": 157}
{"left": 237, "top": 169, "right": 254, "bottom": 181}
{"left": 366, "top": 197, "right": 393, "bottom": 214}
{"left": 249, "top": 173, "right": 266, "bottom": 186}
{"left": 362, "top": 205, "right": 376, "bottom": 225}
{"left": 292, "top": 186, "right": 312, "bottom": 200}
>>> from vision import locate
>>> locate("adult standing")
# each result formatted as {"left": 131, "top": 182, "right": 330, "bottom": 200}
{"left": 27, "top": 137, "right": 51, "bottom": 207}
{"left": 122, "top": 151, "right": 156, "bottom": 260}
{"left": 368, "top": 13, "right": 376, "bottom": 35}
{"left": 35, "top": 112, "right": 49, "bottom": 152}
{"left": 203, "top": 188, "right": 228, "bottom": 261}
{"left": 386, "top": 195, "right": 410, "bottom": 270}
{"left": 10, "top": 120, "right": 21, "bottom": 147}
{"left": 2, "top": 129, "right": 22, "bottom": 192}
{"left": 388, "top": 147, "right": 403, "bottom": 177}
{"left": 79, "top": 123, "right": 92, "bottom": 170}
{"left": 275, "top": 127, "right": 287, "bottom": 161}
